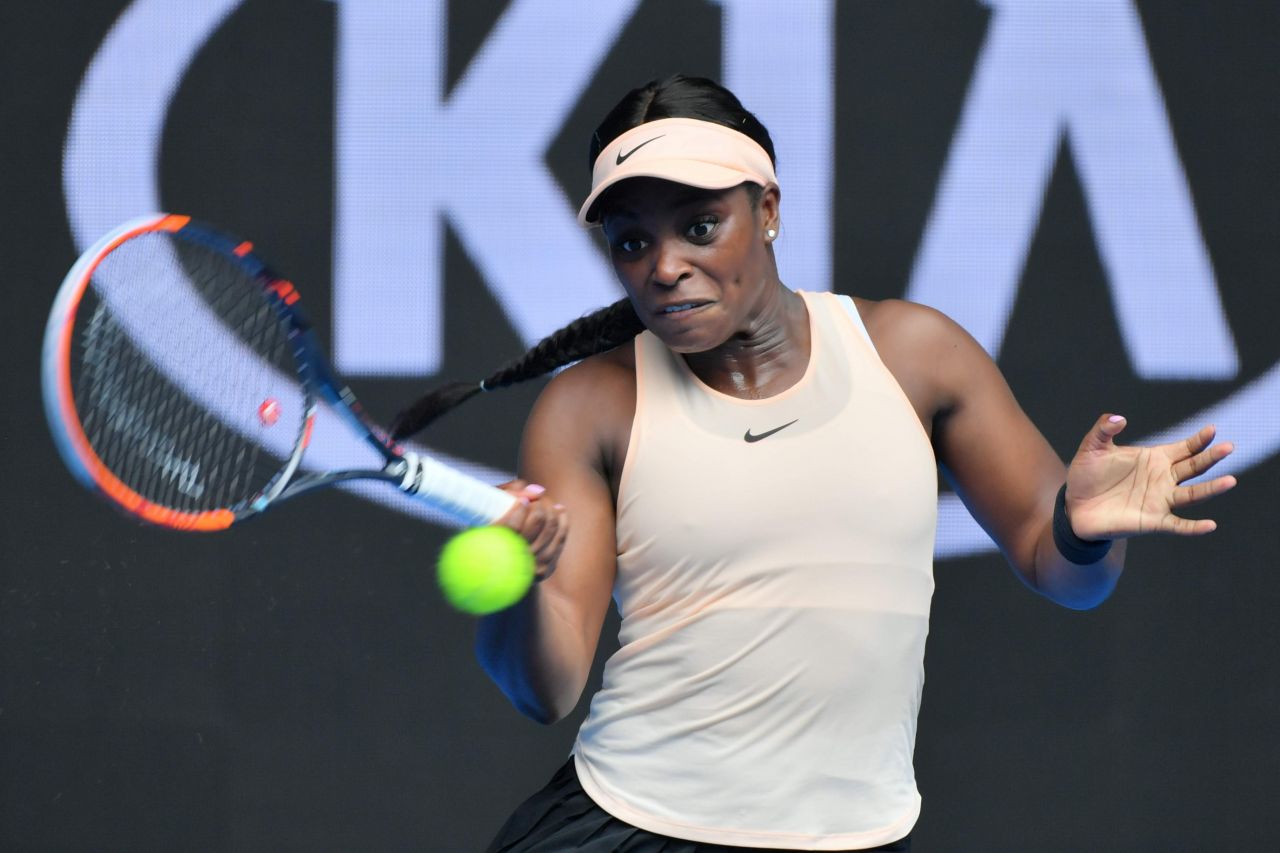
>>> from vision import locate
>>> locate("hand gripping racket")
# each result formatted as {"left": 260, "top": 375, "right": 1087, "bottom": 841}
{"left": 41, "top": 213, "right": 517, "bottom": 532}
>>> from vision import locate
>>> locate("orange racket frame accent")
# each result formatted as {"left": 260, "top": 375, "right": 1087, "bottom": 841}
{"left": 47, "top": 214, "right": 236, "bottom": 531}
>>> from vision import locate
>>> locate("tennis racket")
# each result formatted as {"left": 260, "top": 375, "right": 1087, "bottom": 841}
{"left": 41, "top": 213, "right": 517, "bottom": 532}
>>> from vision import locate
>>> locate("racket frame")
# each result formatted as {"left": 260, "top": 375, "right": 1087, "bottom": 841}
{"left": 43, "top": 214, "right": 412, "bottom": 531}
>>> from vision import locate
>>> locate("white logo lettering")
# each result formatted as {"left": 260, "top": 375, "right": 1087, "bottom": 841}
{"left": 907, "top": 0, "right": 1238, "bottom": 380}
{"left": 714, "top": 0, "right": 835, "bottom": 295}
{"left": 63, "top": 0, "right": 241, "bottom": 248}
{"left": 334, "top": 0, "right": 639, "bottom": 375}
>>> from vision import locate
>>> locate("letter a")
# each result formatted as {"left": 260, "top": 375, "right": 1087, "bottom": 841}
{"left": 907, "top": 0, "right": 1237, "bottom": 379}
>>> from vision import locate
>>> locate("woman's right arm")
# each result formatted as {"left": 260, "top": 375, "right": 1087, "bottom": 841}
{"left": 476, "top": 362, "right": 621, "bottom": 724}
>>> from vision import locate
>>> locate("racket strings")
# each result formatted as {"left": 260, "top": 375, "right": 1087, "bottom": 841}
{"left": 80, "top": 301, "right": 228, "bottom": 511}
{"left": 70, "top": 231, "right": 305, "bottom": 514}
{"left": 82, "top": 307, "right": 175, "bottom": 506}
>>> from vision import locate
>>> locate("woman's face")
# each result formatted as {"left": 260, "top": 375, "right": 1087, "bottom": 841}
{"left": 599, "top": 177, "right": 780, "bottom": 354}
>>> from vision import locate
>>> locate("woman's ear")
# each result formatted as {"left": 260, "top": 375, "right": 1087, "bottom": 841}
{"left": 759, "top": 183, "right": 781, "bottom": 241}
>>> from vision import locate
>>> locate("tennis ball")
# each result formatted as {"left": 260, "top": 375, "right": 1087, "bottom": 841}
{"left": 437, "top": 526, "right": 536, "bottom": 615}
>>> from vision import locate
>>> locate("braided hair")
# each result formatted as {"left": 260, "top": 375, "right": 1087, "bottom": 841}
{"left": 390, "top": 75, "right": 777, "bottom": 440}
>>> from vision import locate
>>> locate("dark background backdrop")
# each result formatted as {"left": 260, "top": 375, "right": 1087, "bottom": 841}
{"left": 2, "top": 1, "right": 1277, "bottom": 850}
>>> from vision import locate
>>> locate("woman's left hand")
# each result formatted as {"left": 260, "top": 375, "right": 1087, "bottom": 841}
{"left": 1064, "top": 414, "right": 1237, "bottom": 541}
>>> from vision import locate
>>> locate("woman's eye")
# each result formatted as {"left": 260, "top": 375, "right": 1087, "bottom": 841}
{"left": 687, "top": 218, "right": 718, "bottom": 240}
{"left": 616, "top": 237, "right": 648, "bottom": 253}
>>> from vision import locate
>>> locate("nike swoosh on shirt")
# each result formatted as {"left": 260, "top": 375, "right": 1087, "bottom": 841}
{"left": 743, "top": 420, "right": 798, "bottom": 443}
{"left": 615, "top": 135, "right": 664, "bottom": 164}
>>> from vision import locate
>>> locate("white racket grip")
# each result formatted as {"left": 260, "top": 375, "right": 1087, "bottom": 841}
{"left": 398, "top": 451, "right": 518, "bottom": 526}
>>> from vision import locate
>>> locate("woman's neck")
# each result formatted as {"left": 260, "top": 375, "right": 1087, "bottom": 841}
{"left": 683, "top": 285, "right": 810, "bottom": 399}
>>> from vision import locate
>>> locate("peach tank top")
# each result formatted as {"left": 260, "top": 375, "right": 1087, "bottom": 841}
{"left": 572, "top": 290, "right": 937, "bottom": 850}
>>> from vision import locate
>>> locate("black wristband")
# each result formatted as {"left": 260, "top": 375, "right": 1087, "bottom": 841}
{"left": 1052, "top": 484, "right": 1112, "bottom": 565}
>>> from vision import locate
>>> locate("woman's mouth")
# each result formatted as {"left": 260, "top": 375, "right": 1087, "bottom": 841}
{"left": 656, "top": 301, "right": 713, "bottom": 317}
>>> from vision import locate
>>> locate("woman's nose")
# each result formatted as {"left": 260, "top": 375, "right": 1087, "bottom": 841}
{"left": 650, "top": 236, "right": 692, "bottom": 287}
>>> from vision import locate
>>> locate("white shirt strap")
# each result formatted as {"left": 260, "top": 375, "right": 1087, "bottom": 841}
{"left": 833, "top": 293, "right": 877, "bottom": 353}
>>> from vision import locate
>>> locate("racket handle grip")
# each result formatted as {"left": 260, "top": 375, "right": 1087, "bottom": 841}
{"left": 398, "top": 451, "right": 519, "bottom": 526}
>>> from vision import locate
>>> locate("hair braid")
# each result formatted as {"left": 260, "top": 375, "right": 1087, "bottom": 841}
{"left": 389, "top": 298, "right": 644, "bottom": 440}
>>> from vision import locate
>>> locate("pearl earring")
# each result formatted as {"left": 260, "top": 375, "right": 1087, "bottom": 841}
{"left": 766, "top": 228, "right": 777, "bottom": 240}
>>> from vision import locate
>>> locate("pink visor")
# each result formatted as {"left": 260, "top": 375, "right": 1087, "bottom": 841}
{"left": 577, "top": 117, "right": 778, "bottom": 225}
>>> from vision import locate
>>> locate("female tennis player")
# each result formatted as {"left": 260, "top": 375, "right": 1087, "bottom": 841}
{"left": 394, "top": 75, "right": 1236, "bottom": 852}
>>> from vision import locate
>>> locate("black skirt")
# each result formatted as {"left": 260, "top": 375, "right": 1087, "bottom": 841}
{"left": 484, "top": 758, "right": 911, "bottom": 853}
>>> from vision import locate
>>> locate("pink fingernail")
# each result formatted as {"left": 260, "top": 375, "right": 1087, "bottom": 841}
{"left": 1109, "top": 415, "right": 1125, "bottom": 423}
{"left": 553, "top": 503, "right": 565, "bottom": 510}
{"left": 519, "top": 496, "right": 530, "bottom": 506}
{"left": 526, "top": 484, "right": 546, "bottom": 496}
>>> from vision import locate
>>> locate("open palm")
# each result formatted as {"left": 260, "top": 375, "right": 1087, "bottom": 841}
{"left": 1065, "top": 415, "right": 1236, "bottom": 541}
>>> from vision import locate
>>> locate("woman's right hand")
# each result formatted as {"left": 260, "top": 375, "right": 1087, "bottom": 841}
{"left": 495, "top": 480, "right": 570, "bottom": 582}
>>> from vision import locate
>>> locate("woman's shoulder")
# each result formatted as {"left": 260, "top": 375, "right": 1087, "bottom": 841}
{"left": 848, "top": 295, "right": 962, "bottom": 347}
{"left": 844, "top": 295, "right": 972, "bottom": 358}
{"left": 550, "top": 339, "right": 635, "bottom": 393}
{"left": 844, "top": 296, "right": 990, "bottom": 421}
{"left": 525, "top": 340, "right": 637, "bottom": 481}
{"left": 530, "top": 340, "right": 636, "bottom": 426}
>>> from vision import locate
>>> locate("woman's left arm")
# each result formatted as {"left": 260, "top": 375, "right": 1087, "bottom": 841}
{"left": 880, "top": 302, "right": 1236, "bottom": 610}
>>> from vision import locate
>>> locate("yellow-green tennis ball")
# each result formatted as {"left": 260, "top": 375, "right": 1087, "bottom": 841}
{"left": 437, "top": 526, "right": 536, "bottom": 615}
